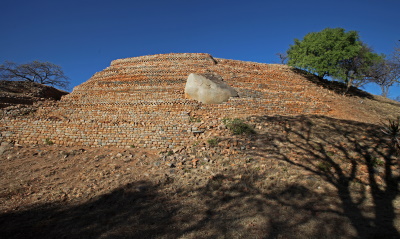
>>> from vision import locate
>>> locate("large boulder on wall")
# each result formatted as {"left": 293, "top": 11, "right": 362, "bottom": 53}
{"left": 184, "top": 73, "right": 238, "bottom": 104}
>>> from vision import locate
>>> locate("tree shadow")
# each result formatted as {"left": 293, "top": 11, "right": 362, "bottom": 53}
{"left": 0, "top": 180, "right": 182, "bottom": 239}
{"left": 1, "top": 115, "right": 399, "bottom": 238}
{"left": 291, "top": 68, "right": 374, "bottom": 99}
{"left": 247, "top": 115, "right": 400, "bottom": 238}
{"left": 179, "top": 170, "right": 358, "bottom": 238}
{"left": 1, "top": 168, "right": 368, "bottom": 238}
{"left": 1, "top": 171, "right": 375, "bottom": 238}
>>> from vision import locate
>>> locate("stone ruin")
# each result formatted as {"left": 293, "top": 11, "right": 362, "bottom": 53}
{"left": 0, "top": 53, "right": 333, "bottom": 149}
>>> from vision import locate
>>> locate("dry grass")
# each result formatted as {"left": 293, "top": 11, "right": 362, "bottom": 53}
{"left": 1, "top": 73, "right": 400, "bottom": 238}
{"left": 1, "top": 113, "right": 400, "bottom": 238}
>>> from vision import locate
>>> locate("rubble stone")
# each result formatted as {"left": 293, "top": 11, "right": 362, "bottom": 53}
{"left": 0, "top": 53, "right": 332, "bottom": 149}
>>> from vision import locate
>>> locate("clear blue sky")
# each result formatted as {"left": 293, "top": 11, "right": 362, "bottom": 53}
{"left": 1, "top": 0, "right": 399, "bottom": 98}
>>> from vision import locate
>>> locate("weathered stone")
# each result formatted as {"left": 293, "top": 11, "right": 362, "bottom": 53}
{"left": 185, "top": 73, "right": 238, "bottom": 104}
{"left": 0, "top": 142, "right": 11, "bottom": 156}
{"left": 0, "top": 53, "right": 334, "bottom": 150}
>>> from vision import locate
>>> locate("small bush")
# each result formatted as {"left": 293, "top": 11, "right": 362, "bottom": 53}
{"left": 222, "top": 118, "right": 255, "bottom": 135}
{"left": 192, "top": 141, "right": 199, "bottom": 147}
{"left": 45, "top": 138, "right": 54, "bottom": 145}
{"left": 317, "top": 161, "right": 332, "bottom": 172}
{"left": 370, "top": 158, "right": 384, "bottom": 167}
{"left": 326, "top": 151, "right": 335, "bottom": 157}
{"left": 189, "top": 116, "right": 201, "bottom": 123}
{"left": 381, "top": 116, "right": 400, "bottom": 154}
{"left": 207, "top": 137, "right": 220, "bottom": 147}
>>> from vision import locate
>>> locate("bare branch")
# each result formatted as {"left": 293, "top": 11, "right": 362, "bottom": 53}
{"left": 276, "top": 52, "right": 288, "bottom": 64}
{"left": 0, "top": 60, "right": 70, "bottom": 90}
{"left": 368, "top": 58, "right": 400, "bottom": 97}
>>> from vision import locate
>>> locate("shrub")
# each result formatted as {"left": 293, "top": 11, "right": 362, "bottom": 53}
{"left": 222, "top": 118, "right": 255, "bottom": 135}
{"left": 45, "top": 138, "right": 54, "bottom": 145}
{"left": 381, "top": 116, "right": 400, "bottom": 154}
{"left": 192, "top": 141, "right": 200, "bottom": 147}
{"left": 326, "top": 151, "right": 335, "bottom": 157}
{"left": 189, "top": 116, "right": 201, "bottom": 123}
{"left": 207, "top": 137, "right": 220, "bottom": 147}
{"left": 317, "top": 161, "right": 332, "bottom": 172}
{"left": 370, "top": 158, "right": 384, "bottom": 167}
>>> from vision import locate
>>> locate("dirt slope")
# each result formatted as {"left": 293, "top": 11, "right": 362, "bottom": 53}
{"left": 0, "top": 80, "right": 68, "bottom": 106}
{"left": 0, "top": 80, "right": 68, "bottom": 118}
{"left": 1, "top": 114, "right": 400, "bottom": 238}
{"left": 1, "top": 67, "right": 400, "bottom": 238}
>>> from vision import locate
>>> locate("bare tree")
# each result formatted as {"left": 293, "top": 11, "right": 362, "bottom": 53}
{"left": 367, "top": 59, "right": 400, "bottom": 97}
{"left": 366, "top": 43, "right": 400, "bottom": 98}
{"left": 393, "top": 41, "right": 400, "bottom": 63}
{"left": 276, "top": 52, "right": 288, "bottom": 64}
{"left": 0, "top": 60, "right": 70, "bottom": 90}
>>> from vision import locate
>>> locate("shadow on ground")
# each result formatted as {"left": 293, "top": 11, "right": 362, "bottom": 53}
{"left": 1, "top": 115, "right": 399, "bottom": 238}
{"left": 0, "top": 174, "right": 358, "bottom": 239}
{"left": 248, "top": 115, "right": 400, "bottom": 238}
{"left": 292, "top": 68, "right": 374, "bottom": 99}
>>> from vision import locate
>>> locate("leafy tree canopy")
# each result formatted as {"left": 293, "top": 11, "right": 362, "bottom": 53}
{"left": 287, "top": 28, "right": 380, "bottom": 81}
{"left": 0, "top": 60, "right": 70, "bottom": 90}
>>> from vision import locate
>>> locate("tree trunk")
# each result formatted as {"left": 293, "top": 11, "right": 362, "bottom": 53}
{"left": 344, "top": 78, "right": 353, "bottom": 95}
{"left": 380, "top": 85, "right": 389, "bottom": 98}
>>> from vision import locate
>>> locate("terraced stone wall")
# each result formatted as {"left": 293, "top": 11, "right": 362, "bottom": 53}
{"left": 0, "top": 53, "right": 333, "bottom": 149}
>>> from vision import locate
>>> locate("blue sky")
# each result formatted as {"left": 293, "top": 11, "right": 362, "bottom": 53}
{"left": 1, "top": 0, "right": 399, "bottom": 98}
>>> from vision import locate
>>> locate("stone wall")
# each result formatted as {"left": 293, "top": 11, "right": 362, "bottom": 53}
{"left": 0, "top": 53, "right": 333, "bottom": 149}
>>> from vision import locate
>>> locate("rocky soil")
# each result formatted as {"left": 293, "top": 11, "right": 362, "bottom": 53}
{"left": 0, "top": 80, "right": 68, "bottom": 118}
{"left": 1, "top": 114, "right": 400, "bottom": 238}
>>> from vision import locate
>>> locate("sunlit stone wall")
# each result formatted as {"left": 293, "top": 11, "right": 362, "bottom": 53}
{"left": 0, "top": 53, "right": 332, "bottom": 149}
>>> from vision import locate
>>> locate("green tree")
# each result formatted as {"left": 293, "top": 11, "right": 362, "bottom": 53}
{"left": 287, "top": 28, "right": 381, "bottom": 92}
{"left": 0, "top": 60, "right": 70, "bottom": 90}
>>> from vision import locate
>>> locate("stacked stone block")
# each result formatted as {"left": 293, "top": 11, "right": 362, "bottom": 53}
{"left": 1, "top": 53, "right": 332, "bottom": 149}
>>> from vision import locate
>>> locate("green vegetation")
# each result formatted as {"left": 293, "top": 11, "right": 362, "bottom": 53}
{"left": 326, "top": 151, "right": 335, "bottom": 157}
{"left": 287, "top": 27, "right": 384, "bottom": 93}
{"left": 192, "top": 141, "right": 200, "bottom": 147}
{"left": 167, "top": 150, "right": 174, "bottom": 156}
{"left": 207, "top": 137, "right": 220, "bottom": 147}
{"left": 222, "top": 118, "right": 255, "bottom": 135}
{"left": 382, "top": 116, "right": 400, "bottom": 154}
{"left": 370, "top": 158, "right": 385, "bottom": 167}
{"left": 189, "top": 116, "right": 201, "bottom": 123}
{"left": 44, "top": 138, "right": 54, "bottom": 145}
{"left": 317, "top": 161, "right": 332, "bottom": 172}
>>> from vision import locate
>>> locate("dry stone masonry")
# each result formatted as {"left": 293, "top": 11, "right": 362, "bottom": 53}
{"left": 1, "top": 53, "right": 333, "bottom": 149}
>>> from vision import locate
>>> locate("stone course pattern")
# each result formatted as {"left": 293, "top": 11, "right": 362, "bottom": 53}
{"left": 1, "top": 53, "right": 333, "bottom": 149}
